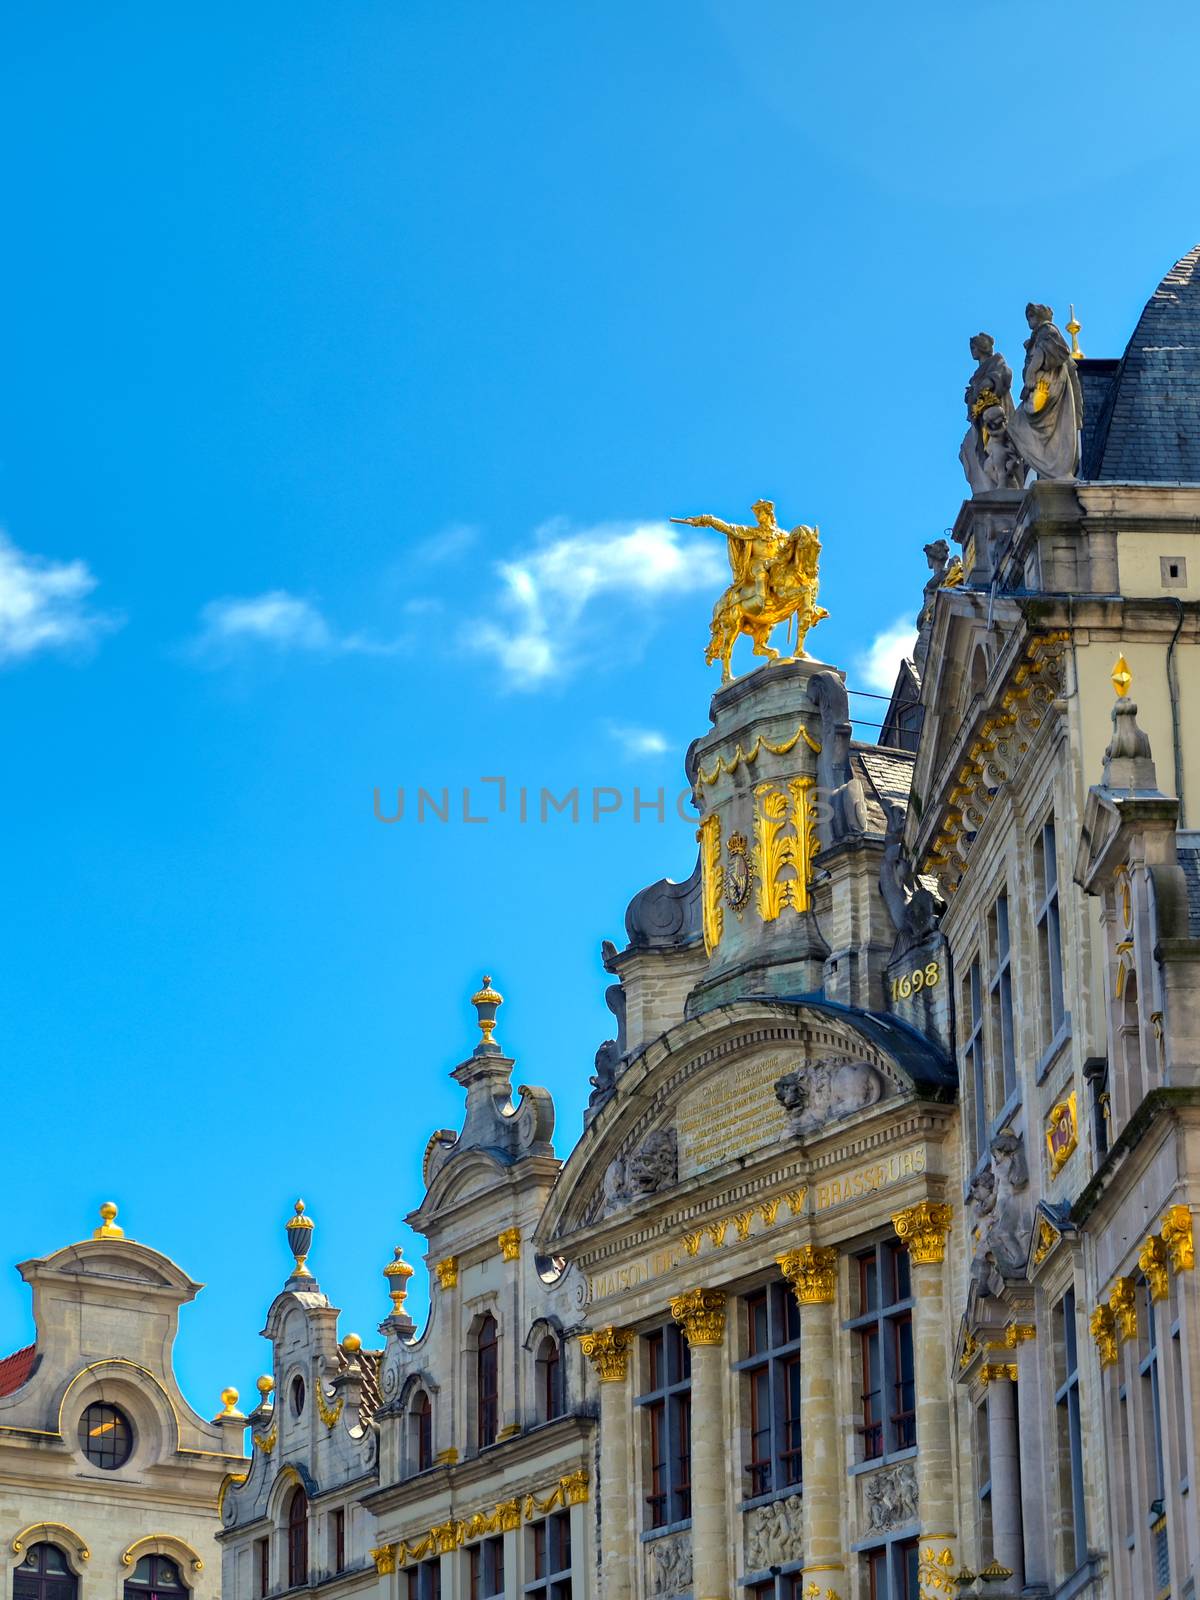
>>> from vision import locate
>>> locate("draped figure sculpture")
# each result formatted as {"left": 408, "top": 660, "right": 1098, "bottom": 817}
{"left": 958, "top": 333, "right": 1021, "bottom": 493}
{"left": 1007, "top": 302, "right": 1083, "bottom": 480}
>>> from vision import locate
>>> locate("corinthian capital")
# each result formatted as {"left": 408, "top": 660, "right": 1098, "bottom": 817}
{"left": 579, "top": 1326, "right": 633, "bottom": 1382}
{"left": 670, "top": 1287, "right": 728, "bottom": 1346}
{"left": 892, "top": 1201, "right": 954, "bottom": 1264}
{"left": 777, "top": 1245, "right": 838, "bottom": 1304}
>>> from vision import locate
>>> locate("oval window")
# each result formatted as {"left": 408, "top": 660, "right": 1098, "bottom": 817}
{"left": 78, "top": 1401, "right": 134, "bottom": 1469}
{"left": 291, "top": 1374, "right": 306, "bottom": 1416}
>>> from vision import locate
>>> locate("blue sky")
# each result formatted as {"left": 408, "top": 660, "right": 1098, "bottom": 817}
{"left": 2, "top": 1, "right": 1197, "bottom": 1417}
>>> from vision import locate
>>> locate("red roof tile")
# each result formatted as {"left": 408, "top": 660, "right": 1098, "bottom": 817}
{"left": 0, "top": 1344, "right": 37, "bottom": 1396}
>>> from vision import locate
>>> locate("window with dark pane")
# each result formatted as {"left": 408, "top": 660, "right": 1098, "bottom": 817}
{"left": 468, "top": 1535, "right": 504, "bottom": 1600}
{"left": 637, "top": 1323, "right": 692, "bottom": 1529}
{"left": 849, "top": 1242, "right": 915, "bottom": 1461}
{"left": 524, "top": 1511, "right": 571, "bottom": 1600}
{"left": 406, "top": 1559, "right": 441, "bottom": 1600}
{"left": 332, "top": 1508, "right": 346, "bottom": 1575}
{"left": 255, "top": 1538, "right": 269, "bottom": 1600}
{"left": 537, "top": 1334, "right": 564, "bottom": 1422}
{"left": 410, "top": 1389, "right": 433, "bottom": 1472}
{"left": 863, "top": 1538, "right": 919, "bottom": 1599}
{"left": 287, "top": 1487, "right": 308, "bottom": 1588}
{"left": 124, "top": 1556, "right": 186, "bottom": 1600}
{"left": 13, "top": 1545, "right": 77, "bottom": 1600}
{"left": 78, "top": 1401, "right": 133, "bottom": 1469}
{"left": 1034, "top": 815, "right": 1065, "bottom": 1047}
{"left": 737, "top": 1280, "right": 802, "bottom": 1503}
{"left": 477, "top": 1314, "right": 499, "bottom": 1447}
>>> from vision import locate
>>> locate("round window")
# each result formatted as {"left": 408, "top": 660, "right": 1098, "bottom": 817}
{"left": 78, "top": 1401, "right": 133, "bottom": 1469}
{"left": 291, "top": 1375, "right": 305, "bottom": 1416}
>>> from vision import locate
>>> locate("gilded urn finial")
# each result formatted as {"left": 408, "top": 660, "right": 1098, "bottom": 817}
{"left": 219, "top": 1387, "right": 243, "bottom": 1418}
{"left": 470, "top": 974, "right": 504, "bottom": 1052}
{"left": 1111, "top": 653, "right": 1132, "bottom": 698}
{"left": 383, "top": 1245, "right": 415, "bottom": 1313}
{"left": 1066, "top": 303, "right": 1084, "bottom": 360}
{"left": 256, "top": 1375, "right": 275, "bottom": 1405}
{"left": 93, "top": 1201, "right": 124, "bottom": 1240}
{"left": 285, "top": 1198, "right": 315, "bottom": 1279}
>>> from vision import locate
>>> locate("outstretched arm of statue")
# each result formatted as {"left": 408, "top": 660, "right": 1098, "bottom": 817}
{"left": 670, "top": 514, "right": 741, "bottom": 537}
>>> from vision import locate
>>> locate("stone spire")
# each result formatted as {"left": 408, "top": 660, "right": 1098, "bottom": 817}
{"left": 1102, "top": 655, "right": 1160, "bottom": 793}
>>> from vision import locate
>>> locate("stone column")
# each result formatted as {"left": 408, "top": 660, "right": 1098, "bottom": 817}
{"left": 671, "top": 1289, "right": 729, "bottom": 1600}
{"left": 778, "top": 1247, "right": 844, "bottom": 1595}
{"left": 580, "top": 1327, "right": 635, "bottom": 1600}
{"left": 980, "top": 1364, "right": 1024, "bottom": 1589}
{"left": 892, "top": 1204, "right": 958, "bottom": 1584}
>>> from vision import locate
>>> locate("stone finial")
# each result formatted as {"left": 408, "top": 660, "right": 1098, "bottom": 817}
{"left": 256, "top": 1375, "right": 275, "bottom": 1406}
{"left": 579, "top": 1326, "right": 633, "bottom": 1382}
{"left": 1066, "top": 303, "right": 1084, "bottom": 361}
{"left": 471, "top": 975, "right": 504, "bottom": 1053}
{"left": 1111, "top": 653, "right": 1132, "bottom": 697}
{"left": 218, "top": 1387, "right": 243, "bottom": 1418}
{"left": 285, "top": 1199, "right": 314, "bottom": 1281}
{"left": 1101, "top": 664, "right": 1158, "bottom": 791}
{"left": 383, "top": 1246, "right": 414, "bottom": 1313}
{"left": 93, "top": 1202, "right": 124, "bottom": 1240}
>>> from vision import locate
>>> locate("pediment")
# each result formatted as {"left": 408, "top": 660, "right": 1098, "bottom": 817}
{"left": 539, "top": 999, "right": 951, "bottom": 1244}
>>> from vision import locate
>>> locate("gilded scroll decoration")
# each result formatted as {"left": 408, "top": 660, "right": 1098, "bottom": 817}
{"left": 696, "top": 812, "right": 724, "bottom": 956}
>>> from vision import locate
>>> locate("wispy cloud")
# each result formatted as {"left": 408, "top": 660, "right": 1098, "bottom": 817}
{"left": 608, "top": 722, "right": 670, "bottom": 757}
{"left": 187, "top": 590, "right": 402, "bottom": 664}
{"left": 472, "top": 519, "right": 726, "bottom": 690}
{"left": 855, "top": 616, "right": 916, "bottom": 695}
{"left": 0, "top": 532, "right": 120, "bottom": 664}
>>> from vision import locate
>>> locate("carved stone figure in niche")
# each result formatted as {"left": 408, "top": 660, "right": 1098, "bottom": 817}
{"left": 775, "top": 1059, "right": 883, "bottom": 1137}
{"left": 959, "top": 332, "right": 1015, "bottom": 494}
{"left": 744, "top": 1492, "right": 804, "bottom": 1571}
{"left": 880, "top": 802, "right": 942, "bottom": 956}
{"left": 808, "top": 671, "right": 867, "bottom": 842}
{"left": 602, "top": 1128, "right": 678, "bottom": 1213}
{"left": 865, "top": 1460, "right": 919, "bottom": 1532}
{"left": 1007, "top": 303, "right": 1082, "bottom": 480}
{"left": 646, "top": 1531, "right": 692, "bottom": 1597}
{"left": 969, "top": 1126, "right": 1031, "bottom": 1293}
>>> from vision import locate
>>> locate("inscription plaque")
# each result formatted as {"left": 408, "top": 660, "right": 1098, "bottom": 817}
{"left": 676, "top": 1053, "right": 792, "bottom": 1178}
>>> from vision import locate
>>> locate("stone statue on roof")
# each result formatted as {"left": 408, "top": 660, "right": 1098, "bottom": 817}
{"left": 1007, "top": 303, "right": 1083, "bottom": 480}
{"left": 959, "top": 332, "right": 1018, "bottom": 493}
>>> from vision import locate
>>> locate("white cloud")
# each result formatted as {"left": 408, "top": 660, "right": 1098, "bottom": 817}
{"left": 473, "top": 519, "right": 727, "bottom": 689}
{"left": 188, "top": 590, "right": 402, "bottom": 664}
{"left": 608, "top": 722, "right": 670, "bottom": 757}
{"left": 0, "top": 533, "right": 119, "bottom": 664}
{"left": 856, "top": 616, "right": 917, "bottom": 695}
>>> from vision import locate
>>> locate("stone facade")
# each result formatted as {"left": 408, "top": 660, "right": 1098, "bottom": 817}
{"left": 0, "top": 1207, "right": 246, "bottom": 1600}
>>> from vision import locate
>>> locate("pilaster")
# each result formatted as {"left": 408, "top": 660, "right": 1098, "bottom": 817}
{"left": 580, "top": 1328, "right": 635, "bottom": 1600}
{"left": 778, "top": 1248, "right": 844, "bottom": 1595}
{"left": 671, "top": 1290, "right": 729, "bottom": 1600}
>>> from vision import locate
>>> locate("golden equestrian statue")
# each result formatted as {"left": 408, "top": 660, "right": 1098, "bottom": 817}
{"left": 672, "top": 499, "right": 828, "bottom": 684}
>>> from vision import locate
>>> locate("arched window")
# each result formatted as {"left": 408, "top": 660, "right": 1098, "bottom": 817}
{"left": 124, "top": 1556, "right": 187, "bottom": 1600}
{"left": 13, "top": 1546, "right": 76, "bottom": 1600}
{"left": 410, "top": 1388, "right": 433, "bottom": 1472}
{"left": 477, "top": 1313, "right": 499, "bottom": 1447}
{"left": 536, "top": 1335, "right": 563, "bottom": 1422}
{"left": 286, "top": 1487, "right": 309, "bottom": 1588}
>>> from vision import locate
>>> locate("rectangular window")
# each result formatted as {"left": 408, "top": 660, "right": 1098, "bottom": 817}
{"left": 988, "top": 890, "right": 1017, "bottom": 1103}
{"left": 255, "top": 1538, "right": 269, "bottom": 1599}
{"left": 524, "top": 1511, "right": 571, "bottom": 1600}
{"left": 637, "top": 1323, "right": 692, "bottom": 1528}
{"left": 408, "top": 1559, "right": 442, "bottom": 1600}
{"left": 738, "top": 1281, "right": 803, "bottom": 1500}
{"left": 850, "top": 1242, "right": 914, "bottom": 1461}
{"left": 745, "top": 1576, "right": 805, "bottom": 1600}
{"left": 864, "top": 1539, "right": 919, "bottom": 1599}
{"left": 961, "top": 956, "right": 988, "bottom": 1160}
{"left": 332, "top": 1508, "right": 345, "bottom": 1574}
{"left": 1034, "top": 816, "right": 1065, "bottom": 1047}
{"left": 1053, "top": 1289, "right": 1086, "bottom": 1569}
{"left": 469, "top": 1536, "right": 504, "bottom": 1600}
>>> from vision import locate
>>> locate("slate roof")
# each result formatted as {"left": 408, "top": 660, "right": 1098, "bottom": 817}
{"left": 1178, "top": 846, "right": 1200, "bottom": 939}
{"left": 1089, "top": 245, "right": 1200, "bottom": 482}
{"left": 0, "top": 1343, "right": 38, "bottom": 1397}
{"left": 337, "top": 1342, "right": 383, "bottom": 1422}
{"left": 852, "top": 744, "right": 915, "bottom": 834}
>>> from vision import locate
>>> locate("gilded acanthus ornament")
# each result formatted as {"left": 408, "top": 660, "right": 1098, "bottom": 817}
{"left": 670, "top": 1287, "right": 728, "bottom": 1346}
{"left": 435, "top": 1255, "right": 459, "bottom": 1289}
{"left": 1089, "top": 1304, "right": 1117, "bottom": 1367}
{"left": 777, "top": 1245, "right": 838, "bottom": 1305}
{"left": 579, "top": 1326, "right": 634, "bottom": 1382}
{"left": 498, "top": 1227, "right": 521, "bottom": 1262}
{"left": 892, "top": 1201, "right": 953, "bottom": 1265}
{"left": 1139, "top": 1236, "right": 1169, "bottom": 1301}
{"left": 1109, "top": 1277, "right": 1137, "bottom": 1342}
{"left": 672, "top": 500, "right": 828, "bottom": 683}
{"left": 1161, "top": 1205, "right": 1195, "bottom": 1273}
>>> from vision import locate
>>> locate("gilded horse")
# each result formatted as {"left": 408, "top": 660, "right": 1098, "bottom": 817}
{"left": 672, "top": 500, "right": 828, "bottom": 684}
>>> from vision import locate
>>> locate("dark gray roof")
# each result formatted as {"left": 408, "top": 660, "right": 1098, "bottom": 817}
{"left": 853, "top": 744, "right": 915, "bottom": 833}
{"left": 1090, "top": 245, "right": 1200, "bottom": 482}
{"left": 769, "top": 995, "right": 955, "bottom": 1093}
{"left": 1178, "top": 846, "right": 1200, "bottom": 939}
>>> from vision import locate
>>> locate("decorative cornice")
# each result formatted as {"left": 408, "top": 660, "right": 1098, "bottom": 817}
{"left": 10, "top": 1525, "right": 90, "bottom": 1563}
{"left": 579, "top": 1326, "right": 633, "bottom": 1383}
{"left": 670, "top": 1287, "right": 728, "bottom": 1347}
{"left": 388, "top": 1473, "right": 588, "bottom": 1564}
{"left": 777, "top": 1245, "right": 838, "bottom": 1305}
{"left": 892, "top": 1201, "right": 953, "bottom": 1265}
